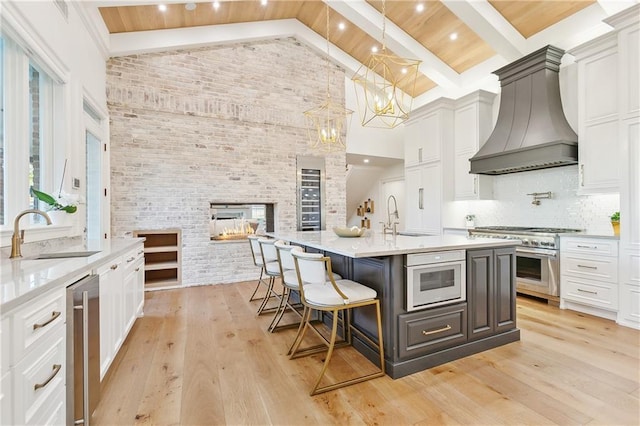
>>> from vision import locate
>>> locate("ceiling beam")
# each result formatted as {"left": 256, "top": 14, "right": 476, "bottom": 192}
{"left": 327, "top": 0, "right": 460, "bottom": 90}
{"left": 441, "top": 0, "right": 526, "bottom": 62}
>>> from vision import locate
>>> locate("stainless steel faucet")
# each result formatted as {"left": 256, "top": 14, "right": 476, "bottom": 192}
{"left": 380, "top": 195, "right": 400, "bottom": 236}
{"left": 10, "top": 209, "right": 52, "bottom": 259}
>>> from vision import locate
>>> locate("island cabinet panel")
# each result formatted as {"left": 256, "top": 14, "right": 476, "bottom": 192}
{"left": 398, "top": 303, "right": 467, "bottom": 359}
{"left": 467, "top": 249, "right": 494, "bottom": 340}
{"left": 467, "top": 247, "right": 517, "bottom": 341}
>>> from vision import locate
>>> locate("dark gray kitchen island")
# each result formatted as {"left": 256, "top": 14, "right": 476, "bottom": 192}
{"left": 270, "top": 230, "right": 521, "bottom": 378}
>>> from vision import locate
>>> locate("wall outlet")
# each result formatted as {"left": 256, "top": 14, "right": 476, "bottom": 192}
{"left": 72, "top": 177, "right": 80, "bottom": 189}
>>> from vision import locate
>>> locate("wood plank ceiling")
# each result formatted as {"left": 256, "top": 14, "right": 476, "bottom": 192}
{"left": 99, "top": 0, "right": 596, "bottom": 98}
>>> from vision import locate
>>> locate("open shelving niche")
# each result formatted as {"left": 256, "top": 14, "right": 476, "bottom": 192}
{"left": 133, "top": 229, "right": 182, "bottom": 291}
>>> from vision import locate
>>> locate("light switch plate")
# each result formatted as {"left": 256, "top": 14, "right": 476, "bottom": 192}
{"left": 72, "top": 178, "right": 80, "bottom": 189}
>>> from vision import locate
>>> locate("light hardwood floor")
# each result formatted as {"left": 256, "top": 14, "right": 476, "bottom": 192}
{"left": 93, "top": 281, "right": 640, "bottom": 425}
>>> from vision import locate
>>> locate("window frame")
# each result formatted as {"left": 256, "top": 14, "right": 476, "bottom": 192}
{"left": 0, "top": 18, "right": 71, "bottom": 243}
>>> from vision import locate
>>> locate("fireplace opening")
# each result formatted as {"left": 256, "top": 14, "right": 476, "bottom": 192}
{"left": 209, "top": 203, "right": 274, "bottom": 241}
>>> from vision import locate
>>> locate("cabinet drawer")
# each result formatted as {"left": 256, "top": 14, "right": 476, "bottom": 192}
{"left": 562, "top": 238, "right": 618, "bottom": 256}
{"left": 123, "top": 245, "right": 144, "bottom": 273}
{"left": 562, "top": 254, "right": 618, "bottom": 282}
{"left": 406, "top": 250, "right": 465, "bottom": 266}
{"left": 399, "top": 303, "right": 467, "bottom": 359}
{"left": 563, "top": 277, "right": 618, "bottom": 310}
{"left": 1, "top": 370, "right": 12, "bottom": 425}
{"left": 14, "top": 326, "right": 65, "bottom": 426}
{"left": 1, "top": 317, "right": 10, "bottom": 372}
{"left": 11, "top": 289, "right": 65, "bottom": 362}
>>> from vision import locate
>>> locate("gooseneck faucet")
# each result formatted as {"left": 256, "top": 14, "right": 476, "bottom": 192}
{"left": 10, "top": 209, "right": 52, "bottom": 259}
{"left": 380, "top": 195, "right": 400, "bottom": 236}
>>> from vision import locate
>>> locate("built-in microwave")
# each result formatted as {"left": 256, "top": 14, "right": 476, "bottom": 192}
{"left": 406, "top": 250, "right": 466, "bottom": 311}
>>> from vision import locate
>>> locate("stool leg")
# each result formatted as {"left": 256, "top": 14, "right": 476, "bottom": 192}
{"left": 256, "top": 276, "right": 275, "bottom": 315}
{"left": 288, "top": 306, "right": 312, "bottom": 358}
{"left": 248, "top": 267, "right": 265, "bottom": 302}
{"left": 267, "top": 287, "right": 290, "bottom": 332}
{"left": 310, "top": 308, "right": 340, "bottom": 396}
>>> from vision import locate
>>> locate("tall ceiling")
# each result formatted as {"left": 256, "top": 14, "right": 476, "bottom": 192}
{"left": 92, "top": 0, "right": 634, "bottom": 103}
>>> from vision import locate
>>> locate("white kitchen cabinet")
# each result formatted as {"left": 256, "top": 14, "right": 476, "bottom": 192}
{"left": 571, "top": 31, "right": 620, "bottom": 193}
{"left": 451, "top": 90, "right": 496, "bottom": 200}
{"left": 608, "top": 5, "right": 640, "bottom": 329}
{"left": 97, "top": 256, "right": 123, "bottom": 380}
{"left": 1, "top": 287, "right": 66, "bottom": 426}
{"left": 97, "top": 241, "right": 145, "bottom": 380}
{"left": 123, "top": 246, "right": 145, "bottom": 335}
{"left": 404, "top": 163, "right": 442, "bottom": 235}
{"left": 404, "top": 99, "right": 453, "bottom": 167}
{"left": 560, "top": 237, "right": 619, "bottom": 320}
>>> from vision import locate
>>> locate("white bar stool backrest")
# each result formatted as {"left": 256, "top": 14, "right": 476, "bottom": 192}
{"left": 274, "top": 240, "right": 297, "bottom": 271}
{"left": 292, "top": 250, "right": 328, "bottom": 287}
{"left": 258, "top": 237, "right": 278, "bottom": 264}
{"left": 248, "top": 235, "right": 263, "bottom": 266}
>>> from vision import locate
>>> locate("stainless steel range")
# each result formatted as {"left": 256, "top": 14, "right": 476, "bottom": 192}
{"left": 468, "top": 226, "right": 582, "bottom": 304}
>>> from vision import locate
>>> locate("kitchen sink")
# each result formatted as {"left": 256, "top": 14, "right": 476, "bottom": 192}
{"left": 34, "top": 251, "right": 101, "bottom": 259}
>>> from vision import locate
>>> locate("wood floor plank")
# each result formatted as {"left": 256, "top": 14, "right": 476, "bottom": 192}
{"left": 93, "top": 284, "right": 640, "bottom": 426}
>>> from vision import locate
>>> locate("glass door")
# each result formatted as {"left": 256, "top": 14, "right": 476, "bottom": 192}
{"left": 296, "top": 156, "right": 326, "bottom": 231}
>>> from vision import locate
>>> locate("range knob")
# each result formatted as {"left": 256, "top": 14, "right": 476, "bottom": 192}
{"left": 530, "top": 240, "right": 540, "bottom": 246}
{"left": 521, "top": 239, "right": 529, "bottom": 245}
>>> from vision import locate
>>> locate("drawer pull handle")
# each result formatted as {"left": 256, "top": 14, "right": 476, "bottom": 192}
{"left": 110, "top": 264, "right": 118, "bottom": 270}
{"left": 33, "top": 311, "right": 61, "bottom": 330}
{"left": 422, "top": 325, "right": 452, "bottom": 336}
{"left": 577, "top": 264, "right": 598, "bottom": 270}
{"left": 127, "top": 256, "right": 135, "bottom": 263}
{"left": 34, "top": 364, "right": 61, "bottom": 390}
{"left": 576, "top": 245, "right": 597, "bottom": 249}
{"left": 577, "top": 288, "right": 598, "bottom": 295}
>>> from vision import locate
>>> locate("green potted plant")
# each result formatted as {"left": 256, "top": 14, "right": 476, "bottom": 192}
{"left": 30, "top": 187, "right": 77, "bottom": 225}
{"left": 610, "top": 211, "right": 620, "bottom": 236}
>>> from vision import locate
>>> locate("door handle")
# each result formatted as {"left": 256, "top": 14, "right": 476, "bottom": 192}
{"left": 422, "top": 325, "right": 451, "bottom": 336}
{"left": 418, "top": 188, "right": 424, "bottom": 210}
{"left": 34, "top": 364, "right": 62, "bottom": 390}
{"left": 33, "top": 311, "right": 61, "bottom": 330}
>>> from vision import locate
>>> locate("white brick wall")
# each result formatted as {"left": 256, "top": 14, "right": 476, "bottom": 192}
{"left": 107, "top": 38, "right": 347, "bottom": 286}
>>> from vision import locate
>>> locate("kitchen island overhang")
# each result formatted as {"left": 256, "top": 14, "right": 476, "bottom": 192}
{"left": 268, "top": 230, "right": 521, "bottom": 379}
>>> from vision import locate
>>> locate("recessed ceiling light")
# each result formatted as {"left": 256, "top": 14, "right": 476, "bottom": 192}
{"left": 371, "top": 46, "right": 378, "bottom": 53}
{"left": 261, "top": 0, "right": 267, "bottom": 5}
{"left": 401, "top": 68, "right": 407, "bottom": 74}
{"left": 338, "top": 22, "right": 346, "bottom": 31}
{"left": 450, "top": 32, "right": 458, "bottom": 41}
{"left": 212, "top": 1, "right": 220, "bottom": 10}
{"left": 363, "top": 159, "right": 370, "bottom": 163}
{"left": 185, "top": 2, "right": 196, "bottom": 11}
{"left": 158, "top": 4, "right": 167, "bottom": 12}
{"left": 416, "top": 3, "right": 425, "bottom": 12}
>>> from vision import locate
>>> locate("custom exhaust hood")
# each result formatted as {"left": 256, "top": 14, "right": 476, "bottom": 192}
{"left": 469, "top": 45, "right": 578, "bottom": 175}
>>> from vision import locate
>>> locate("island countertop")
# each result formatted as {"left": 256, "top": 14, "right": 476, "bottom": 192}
{"left": 268, "top": 230, "right": 520, "bottom": 258}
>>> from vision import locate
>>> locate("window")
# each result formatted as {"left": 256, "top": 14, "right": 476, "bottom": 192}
{"left": 0, "top": 33, "right": 63, "bottom": 226}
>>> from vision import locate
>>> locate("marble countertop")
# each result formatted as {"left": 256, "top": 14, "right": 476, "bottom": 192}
{"left": 268, "top": 230, "right": 519, "bottom": 258}
{"left": 1, "top": 238, "right": 144, "bottom": 312}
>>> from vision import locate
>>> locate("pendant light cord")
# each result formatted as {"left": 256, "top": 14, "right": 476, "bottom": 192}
{"left": 381, "top": 0, "right": 386, "bottom": 52}
{"left": 325, "top": 4, "right": 330, "bottom": 101}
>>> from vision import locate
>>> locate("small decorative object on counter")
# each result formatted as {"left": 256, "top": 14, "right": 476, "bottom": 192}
{"left": 465, "top": 214, "right": 476, "bottom": 228}
{"left": 610, "top": 211, "right": 620, "bottom": 236}
{"left": 357, "top": 205, "right": 364, "bottom": 216}
{"left": 361, "top": 217, "right": 371, "bottom": 229}
{"left": 367, "top": 198, "right": 374, "bottom": 213}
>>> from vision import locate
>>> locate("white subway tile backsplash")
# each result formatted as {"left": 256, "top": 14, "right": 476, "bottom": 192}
{"left": 443, "top": 165, "right": 619, "bottom": 234}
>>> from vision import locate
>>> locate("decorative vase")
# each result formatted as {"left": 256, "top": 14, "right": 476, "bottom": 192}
{"left": 47, "top": 210, "right": 72, "bottom": 226}
{"left": 611, "top": 221, "right": 620, "bottom": 236}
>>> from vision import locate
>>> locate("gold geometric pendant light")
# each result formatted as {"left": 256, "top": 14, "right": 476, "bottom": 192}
{"left": 304, "top": 4, "right": 353, "bottom": 153}
{"left": 352, "top": 0, "right": 421, "bottom": 129}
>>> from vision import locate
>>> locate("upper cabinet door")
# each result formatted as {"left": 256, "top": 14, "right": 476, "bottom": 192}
{"left": 404, "top": 100, "right": 453, "bottom": 167}
{"left": 571, "top": 34, "right": 621, "bottom": 194}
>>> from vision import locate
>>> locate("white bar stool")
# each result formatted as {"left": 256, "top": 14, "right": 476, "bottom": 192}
{"left": 255, "top": 237, "right": 282, "bottom": 316}
{"left": 289, "top": 248, "right": 385, "bottom": 395}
